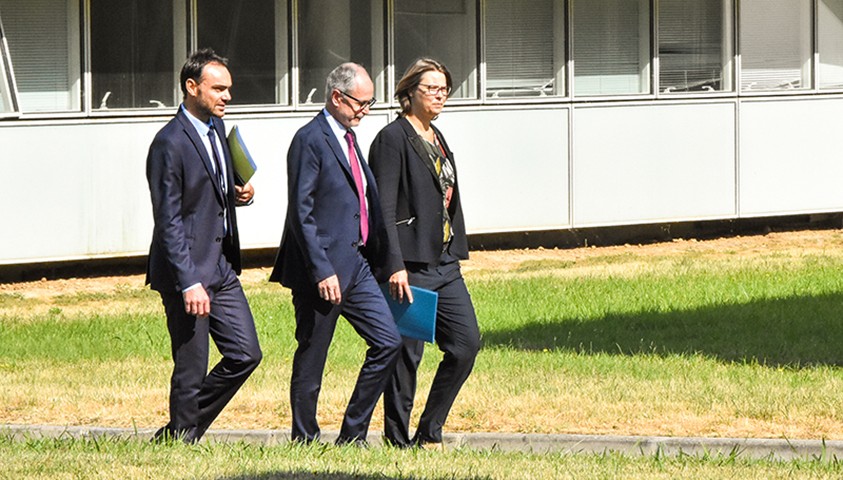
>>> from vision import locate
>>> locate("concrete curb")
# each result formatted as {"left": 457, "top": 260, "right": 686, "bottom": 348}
{"left": 3, "top": 424, "right": 842, "bottom": 461}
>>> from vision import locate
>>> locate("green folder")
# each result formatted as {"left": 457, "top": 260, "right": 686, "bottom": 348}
{"left": 227, "top": 125, "right": 257, "bottom": 185}
{"left": 380, "top": 284, "right": 438, "bottom": 343}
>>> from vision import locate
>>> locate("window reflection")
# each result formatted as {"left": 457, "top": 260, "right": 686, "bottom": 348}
{"left": 485, "top": 0, "right": 565, "bottom": 98}
{"left": 740, "top": 0, "right": 812, "bottom": 91}
{"left": 298, "top": 0, "right": 384, "bottom": 105}
{"left": 659, "top": 0, "right": 733, "bottom": 93}
{"left": 198, "top": 0, "right": 287, "bottom": 105}
{"left": 0, "top": 0, "right": 80, "bottom": 112}
{"left": 573, "top": 0, "right": 651, "bottom": 96}
{"left": 394, "top": 0, "right": 477, "bottom": 99}
{"left": 90, "top": 0, "right": 183, "bottom": 109}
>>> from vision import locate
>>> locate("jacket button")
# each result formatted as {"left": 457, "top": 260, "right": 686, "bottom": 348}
{"left": 215, "top": 237, "right": 222, "bottom": 243}
{"left": 218, "top": 211, "right": 224, "bottom": 217}
{"left": 354, "top": 213, "right": 360, "bottom": 219}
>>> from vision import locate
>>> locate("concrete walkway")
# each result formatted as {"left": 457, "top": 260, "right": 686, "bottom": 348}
{"left": 3, "top": 424, "right": 843, "bottom": 461}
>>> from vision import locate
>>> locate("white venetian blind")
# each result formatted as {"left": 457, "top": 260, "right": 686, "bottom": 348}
{"left": 659, "top": 0, "right": 727, "bottom": 92}
{"left": 0, "top": 0, "right": 79, "bottom": 112}
{"left": 740, "top": 0, "right": 812, "bottom": 91}
{"left": 485, "top": 0, "right": 559, "bottom": 97}
{"left": 819, "top": 0, "right": 843, "bottom": 89}
{"left": 573, "top": 0, "right": 650, "bottom": 96}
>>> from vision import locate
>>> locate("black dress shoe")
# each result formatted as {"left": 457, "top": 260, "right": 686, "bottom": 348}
{"left": 150, "top": 425, "right": 199, "bottom": 444}
{"left": 335, "top": 436, "right": 369, "bottom": 448}
{"left": 151, "top": 425, "right": 172, "bottom": 443}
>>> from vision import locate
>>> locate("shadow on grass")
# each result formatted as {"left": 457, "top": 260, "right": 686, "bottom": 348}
{"left": 217, "top": 474, "right": 489, "bottom": 480}
{"left": 481, "top": 292, "right": 843, "bottom": 367}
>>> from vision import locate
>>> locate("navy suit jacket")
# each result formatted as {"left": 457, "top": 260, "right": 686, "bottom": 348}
{"left": 146, "top": 109, "right": 241, "bottom": 293}
{"left": 269, "top": 112, "right": 389, "bottom": 293}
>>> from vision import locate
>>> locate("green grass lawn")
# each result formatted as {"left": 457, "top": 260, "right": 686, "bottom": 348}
{"left": 3, "top": 233, "right": 843, "bottom": 477}
{"left": 2, "top": 435, "right": 842, "bottom": 480}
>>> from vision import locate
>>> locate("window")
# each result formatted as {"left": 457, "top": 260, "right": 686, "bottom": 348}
{"left": 0, "top": 0, "right": 81, "bottom": 112}
{"left": 90, "top": 0, "right": 186, "bottom": 110}
{"left": 740, "top": 0, "right": 812, "bottom": 91}
{"left": 297, "top": 0, "right": 385, "bottom": 105}
{"left": 819, "top": 0, "right": 843, "bottom": 89}
{"left": 658, "top": 0, "right": 733, "bottom": 93}
{"left": 198, "top": 0, "right": 288, "bottom": 105}
{"left": 484, "top": 0, "right": 565, "bottom": 98}
{"left": 0, "top": 14, "right": 18, "bottom": 116}
{"left": 573, "top": 0, "right": 651, "bottom": 96}
{"left": 394, "top": 0, "right": 478, "bottom": 99}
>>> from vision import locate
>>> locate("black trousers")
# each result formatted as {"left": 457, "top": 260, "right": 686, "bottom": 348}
{"left": 383, "top": 253, "right": 481, "bottom": 446}
{"left": 159, "top": 256, "right": 262, "bottom": 443}
{"left": 289, "top": 255, "right": 402, "bottom": 443}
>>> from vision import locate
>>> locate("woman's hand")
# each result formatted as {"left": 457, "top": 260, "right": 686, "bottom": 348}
{"left": 389, "top": 270, "right": 414, "bottom": 304}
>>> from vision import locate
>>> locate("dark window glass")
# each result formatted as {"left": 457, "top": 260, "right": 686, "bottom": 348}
{"left": 198, "top": 0, "right": 287, "bottom": 105}
{"left": 91, "top": 0, "right": 179, "bottom": 109}
{"left": 298, "top": 0, "right": 384, "bottom": 105}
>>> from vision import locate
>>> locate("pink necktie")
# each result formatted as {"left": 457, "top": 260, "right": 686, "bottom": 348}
{"left": 344, "top": 130, "right": 368, "bottom": 245}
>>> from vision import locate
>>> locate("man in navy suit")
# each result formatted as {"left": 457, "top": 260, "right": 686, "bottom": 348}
{"left": 146, "top": 49, "right": 262, "bottom": 443}
{"left": 269, "top": 63, "right": 401, "bottom": 445}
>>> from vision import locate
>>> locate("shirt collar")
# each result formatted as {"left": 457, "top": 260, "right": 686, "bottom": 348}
{"left": 323, "top": 108, "right": 351, "bottom": 138}
{"left": 182, "top": 104, "right": 213, "bottom": 136}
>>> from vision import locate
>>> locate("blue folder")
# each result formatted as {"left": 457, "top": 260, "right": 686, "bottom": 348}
{"left": 379, "top": 284, "right": 438, "bottom": 343}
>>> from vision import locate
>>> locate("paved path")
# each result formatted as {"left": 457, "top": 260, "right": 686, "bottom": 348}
{"left": 3, "top": 424, "right": 842, "bottom": 461}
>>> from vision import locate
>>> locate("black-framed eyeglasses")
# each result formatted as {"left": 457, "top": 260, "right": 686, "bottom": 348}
{"left": 339, "top": 90, "right": 376, "bottom": 109}
{"left": 418, "top": 83, "right": 451, "bottom": 96}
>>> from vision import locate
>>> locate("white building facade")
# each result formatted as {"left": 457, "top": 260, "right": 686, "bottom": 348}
{"left": 1, "top": 0, "right": 842, "bottom": 265}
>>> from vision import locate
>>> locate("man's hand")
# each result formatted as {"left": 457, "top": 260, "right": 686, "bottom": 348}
{"left": 183, "top": 285, "right": 211, "bottom": 317}
{"left": 318, "top": 275, "right": 342, "bottom": 305}
{"left": 389, "top": 270, "right": 413, "bottom": 304}
{"left": 235, "top": 182, "right": 254, "bottom": 205}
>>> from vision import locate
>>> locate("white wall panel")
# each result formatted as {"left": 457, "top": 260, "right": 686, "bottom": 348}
{"left": 1, "top": 121, "right": 159, "bottom": 264}
{"left": 572, "top": 103, "right": 736, "bottom": 226}
{"left": 434, "top": 108, "right": 569, "bottom": 233}
{"left": 0, "top": 111, "right": 394, "bottom": 264}
{"left": 230, "top": 111, "right": 392, "bottom": 251}
{"left": 739, "top": 99, "right": 843, "bottom": 216}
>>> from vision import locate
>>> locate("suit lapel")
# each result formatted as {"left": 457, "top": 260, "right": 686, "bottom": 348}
{"left": 400, "top": 117, "right": 443, "bottom": 194}
{"left": 176, "top": 111, "right": 226, "bottom": 205}
{"left": 316, "top": 113, "right": 356, "bottom": 187}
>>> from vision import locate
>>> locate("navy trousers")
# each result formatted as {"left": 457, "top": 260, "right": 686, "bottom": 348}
{"left": 383, "top": 254, "right": 481, "bottom": 446}
{"left": 158, "top": 256, "right": 262, "bottom": 443}
{"left": 289, "top": 255, "right": 402, "bottom": 443}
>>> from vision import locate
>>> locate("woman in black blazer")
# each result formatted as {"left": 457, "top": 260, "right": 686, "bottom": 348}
{"left": 368, "top": 58, "right": 480, "bottom": 449}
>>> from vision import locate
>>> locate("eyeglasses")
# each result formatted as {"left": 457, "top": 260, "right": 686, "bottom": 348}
{"left": 339, "top": 90, "right": 376, "bottom": 109}
{"left": 417, "top": 83, "right": 451, "bottom": 96}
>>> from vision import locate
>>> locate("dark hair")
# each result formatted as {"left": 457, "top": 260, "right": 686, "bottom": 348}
{"left": 179, "top": 48, "right": 229, "bottom": 97}
{"left": 394, "top": 58, "right": 452, "bottom": 115}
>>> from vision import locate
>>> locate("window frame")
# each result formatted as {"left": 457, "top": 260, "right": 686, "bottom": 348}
{"left": 737, "top": 0, "right": 815, "bottom": 95}
{"left": 569, "top": 0, "right": 654, "bottom": 100}
{"left": 6, "top": 0, "right": 843, "bottom": 122}
{"left": 391, "top": 0, "right": 481, "bottom": 104}
{"left": 655, "top": 0, "right": 736, "bottom": 97}
{"left": 481, "top": 0, "right": 568, "bottom": 103}
{"left": 0, "top": 11, "right": 23, "bottom": 118}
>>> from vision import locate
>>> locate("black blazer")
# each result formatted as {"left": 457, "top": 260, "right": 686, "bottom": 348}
{"left": 368, "top": 116, "right": 468, "bottom": 277}
{"left": 269, "top": 113, "right": 390, "bottom": 293}
{"left": 146, "top": 110, "right": 241, "bottom": 293}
